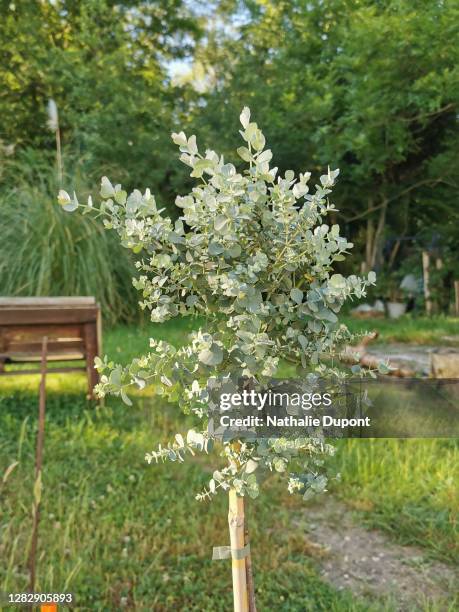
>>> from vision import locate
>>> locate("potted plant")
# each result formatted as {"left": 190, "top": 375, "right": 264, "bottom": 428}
{"left": 376, "top": 270, "right": 407, "bottom": 319}
{"left": 386, "top": 280, "right": 407, "bottom": 319}
{"left": 57, "top": 107, "right": 378, "bottom": 610}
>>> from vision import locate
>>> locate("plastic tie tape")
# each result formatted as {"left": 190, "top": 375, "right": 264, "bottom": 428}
{"left": 212, "top": 543, "right": 251, "bottom": 561}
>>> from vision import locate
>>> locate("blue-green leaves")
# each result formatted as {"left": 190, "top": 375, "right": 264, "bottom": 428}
{"left": 198, "top": 344, "right": 224, "bottom": 366}
{"left": 368, "top": 270, "right": 377, "bottom": 284}
{"left": 290, "top": 288, "right": 304, "bottom": 304}
{"left": 57, "top": 189, "right": 78, "bottom": 212}
{"left": 214, "top": 215, "right": 229, "bottom": 233}
{"left": 171, "top": 131, "right": 187, "bottom": 147}
{"left": 320, "top": 167, "right": 340, "bottom": 188}
{"left": 328, "top": 273, "right": 346, "bottom": 291}
{"left": 59, "top": 106, "right": 377, "bottom": 503}
{"left": 237, "top": 146, "right": 252, "bottom": 162}
{"left": 100, "top": 176, "right": 115, "bottom": 199}
{"left": 239, "top": 106, "right": 266, "bottom": 152}
{"left": 240, "top": 106, "right": 250, "bottom": 129}
{"left": 378, "top": 362, "right": 391, "bottom": 375}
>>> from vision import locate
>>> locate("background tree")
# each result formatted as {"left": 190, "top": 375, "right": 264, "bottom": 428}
{"left": 0, "top": 0, "right": 200, "bottom": 201}
{"left": 189, "top": 0, "right": 459, "bottom": 272}
{"left": 1, "top": 0, "right": 457, "bottom": 314}
{"left": 0, "top": 0, "right": 202, "bottom": 317}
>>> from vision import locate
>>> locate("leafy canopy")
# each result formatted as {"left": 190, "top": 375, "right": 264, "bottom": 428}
{"left": 0, "top": 0, "right": 200, "bottom": 200}
{"left": 59, "top": 107, "right": 376, "bottom": 500}
{"left": 190, "top": 0, "right": 459, "bottom": 270}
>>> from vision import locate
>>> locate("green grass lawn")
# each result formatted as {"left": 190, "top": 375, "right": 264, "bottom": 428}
{"left": 342, "top": 315, "right": 459, "bottom": 345}
{"left": 0, "top": 319, "right": 457, "bottom": 610}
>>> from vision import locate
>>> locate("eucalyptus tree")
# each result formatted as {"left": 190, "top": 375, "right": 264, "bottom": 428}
{"left": 58, "top": 107, "right": 377, "bottom": 609}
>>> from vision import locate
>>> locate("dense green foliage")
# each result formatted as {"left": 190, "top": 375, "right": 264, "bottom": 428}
{"left": 0, "top": 0, "right": 457, "bottom": 313}
{"left": 0, "top": 0, "right": 201, "bottom": 317}
{"left": 191, "top": 0, "right": 459, "bottom": 273}
{"left": 0, "top": 0, "right": 199, "bottom": 195}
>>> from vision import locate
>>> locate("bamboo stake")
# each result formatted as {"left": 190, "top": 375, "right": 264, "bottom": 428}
{"left": 228, "top": 489, "right": 249, "bottom": 612}
{"left": 29, "top": 337, "right": 48, "bottom": 592}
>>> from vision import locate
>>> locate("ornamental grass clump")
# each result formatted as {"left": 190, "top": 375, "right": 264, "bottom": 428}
{"left": 58, "top": 106, "right": 377, "bottom": 609}
{"left": 1, "top": 150, "right": 138, "bottom": 324}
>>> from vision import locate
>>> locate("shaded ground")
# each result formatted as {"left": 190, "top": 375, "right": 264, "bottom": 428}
{"left": 295, "top": 498, "right": 458, "bottom": 611}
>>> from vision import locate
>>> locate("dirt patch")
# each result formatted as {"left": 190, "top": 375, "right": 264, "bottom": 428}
{"left": 294, "top": 498, "right": 457, "bottom": 610}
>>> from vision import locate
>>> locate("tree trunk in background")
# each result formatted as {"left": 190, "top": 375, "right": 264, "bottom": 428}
{"left": 454, "top": 281, "right": 459, "bottom": 316}
{"left": 388, "top": 240, "right": 401, "bottom": 269}
{"left": 422, "top": 251, "right": 433, "bottom": 316}
{"left": 365, "top": 205, "right": 374, "bottom": 272}
{"left": 370, "top": 197, "right": 388, "bottom": 270}
{"left": 435, "top": 257, "right": 444, "bottom": 313}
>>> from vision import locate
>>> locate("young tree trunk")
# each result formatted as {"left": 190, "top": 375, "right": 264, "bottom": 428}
{"left": 228, "top": 489, "right": 249, "bottom": 612}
